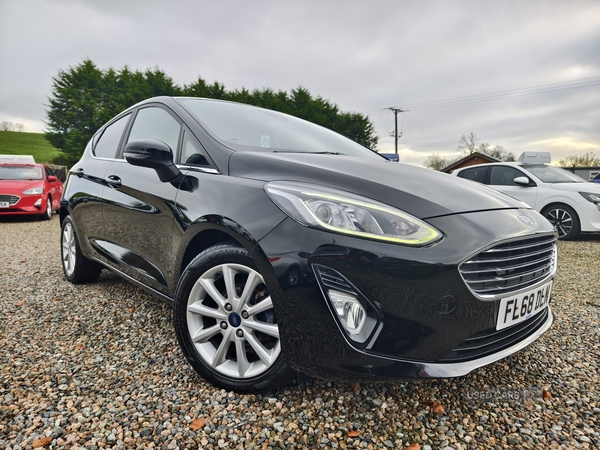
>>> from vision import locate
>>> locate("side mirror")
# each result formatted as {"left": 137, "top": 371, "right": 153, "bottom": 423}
{"left": 513, "top": 176, "right": 531, "bottom": 186}
{"left": 48, "top": 175, "right": 58, "bottom": 182}
{"left": 124, "top": 139, "right": 181, "bottom": 182}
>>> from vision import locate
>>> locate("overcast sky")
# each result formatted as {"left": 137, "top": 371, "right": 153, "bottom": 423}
{"left": 1, "top": 0, "right": 599, "bottom": 166}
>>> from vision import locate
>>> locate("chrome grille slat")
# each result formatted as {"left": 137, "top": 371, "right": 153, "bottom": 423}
{"left": 464, "top": 246, "right": 554, "bottom": 264}
{"left": 481, "top": 236, "right": 556, "bottom": 253}
{"left": 459, "top": 234, "right": 557, "bottom": 298}
{"left": 463, "top": 261, "right": 554, "bottom": 285}
{"left": 472, "top": 276, "right": 551, "bottom": 294}
{"left": 460, "top": 253, "right": 553, "bottom": 275}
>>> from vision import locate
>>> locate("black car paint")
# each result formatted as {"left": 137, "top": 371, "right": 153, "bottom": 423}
{"left": 61, "top": 96, "right": 556, "bottom": 382}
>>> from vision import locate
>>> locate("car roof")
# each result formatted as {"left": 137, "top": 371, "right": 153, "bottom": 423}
{"left": 454, "top": 161, "right": 545, "bottom": 171}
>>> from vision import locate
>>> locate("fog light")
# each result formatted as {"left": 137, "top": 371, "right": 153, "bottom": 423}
{"left": 328, "top": 289, "right": 367, "bottom": 335}
{"left": 34, "top": 199, "right": 42, "bottom": 209}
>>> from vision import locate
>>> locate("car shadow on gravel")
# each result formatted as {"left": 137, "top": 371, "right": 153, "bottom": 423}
{"left": 0, "top": 214, "right": 57, "bottom": 223}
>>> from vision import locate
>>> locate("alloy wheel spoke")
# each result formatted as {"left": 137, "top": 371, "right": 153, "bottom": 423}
{"left": 246, "top": 296, "right": 273, "bottom": 317}
{"left": 198, "top": 277, "right": 227, "bottom": 308}
{"left": 222, "top": 265, "right": 240, "bottom": 311}
{"left": 211, "top": 328, "right": 233, "bottom": 368}
{"left": 244, "top": 331, "right": 272, "bottom": 366}
{"left": 239, "top": 271, "right": 261, "bottom": 309}
{"left": 244, "top": 320, "right": 280, "bottom": 338}
{"left": 188, "top": 302, "right": 228, "bottom": 320}
{"left": 235, "top": 337, "right": 250, "bottom": 378}
{"left": 191, "top": 325, "right": 221, "bottom": 343}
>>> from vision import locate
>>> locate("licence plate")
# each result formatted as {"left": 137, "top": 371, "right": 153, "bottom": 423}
{"left": 496, "top": 280, "right": 553, "bottom": 330}
{"left": 0, "top": 202, "right": 9, "bottom": 208}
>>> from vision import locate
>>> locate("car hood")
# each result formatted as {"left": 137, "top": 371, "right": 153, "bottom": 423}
{"left": 0, "top": 179, "right": 44, "bottom": 193}
{"left": 550, "top": 182, "right": 600, "bottom": 193}
{"left": 228, "top": 152, "right": 526, "bottom": 219}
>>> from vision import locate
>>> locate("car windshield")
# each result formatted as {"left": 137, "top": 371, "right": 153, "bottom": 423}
{"left": 524, "top": 164, "right": 586, "bottom": 183}
{"left": 176, "top": 98, "right": 385, "bottom": 160}
{"left": 0, "top": 166, "right": 43, "bottom": 180}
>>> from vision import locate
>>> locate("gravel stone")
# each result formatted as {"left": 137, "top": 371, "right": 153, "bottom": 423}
{"left": 1, "top": 217, "right": 599, "bottom": 449}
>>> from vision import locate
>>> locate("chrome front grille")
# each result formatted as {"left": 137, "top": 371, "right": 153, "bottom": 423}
{"left": 0, "top": 194, "right": 20, "bottom": 206}
{"left": 459, "top": 234, "right": 557, "bottom": 299}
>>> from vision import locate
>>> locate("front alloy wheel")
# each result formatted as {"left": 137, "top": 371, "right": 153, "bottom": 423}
{"left": 41, "top": 197, "right": 52, "bottom": 220}
{"left": 174, "top": 242, "right": 294, "bottom": 393}
{"left": 542, "top": 204, "right": 580, "bottom": 240}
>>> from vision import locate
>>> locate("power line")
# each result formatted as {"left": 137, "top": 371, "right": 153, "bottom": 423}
{"left": 388, "top": 76, "right": 600, "bottom": 111}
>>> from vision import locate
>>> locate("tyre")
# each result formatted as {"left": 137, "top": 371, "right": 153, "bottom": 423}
{"left": 174, "top": 242, "right": 295, "bottom": 393}
{"left": 40, "top": 196, "right": 52, "bottom": 220}
{"left": 542, "top": 204, "right": 580, "bottom": 240}
{"left": 61, "top": 216, "right": 103, "bottom": 284}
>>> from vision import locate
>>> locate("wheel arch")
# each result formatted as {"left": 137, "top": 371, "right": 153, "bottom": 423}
{"left": 59, "top": 202, "right": 70, "bottom": 225}
{"left": 176, "top": 215, "right": 280, "bottom": 290}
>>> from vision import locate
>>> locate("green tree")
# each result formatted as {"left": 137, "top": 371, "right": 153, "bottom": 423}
{"left": 46, "top": 60, "right": 181, "bottom": 165}
{"left": 46, "top": 60, "right": 107, "bottom": 164}
{"left": 558, "top": 151, "right": 600, "bottom": 167}
{"left": 46, "top": 60, "right": 379, "bottom": 165}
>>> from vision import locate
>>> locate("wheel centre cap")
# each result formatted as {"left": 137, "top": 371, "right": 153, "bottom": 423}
{"left": 228, "top": 312, "right": 242, "bottom": 328}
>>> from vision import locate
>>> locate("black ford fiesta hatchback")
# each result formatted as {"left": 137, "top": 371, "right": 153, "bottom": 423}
{"left": 60, "top": 97, "right": 557, "bottom": 393}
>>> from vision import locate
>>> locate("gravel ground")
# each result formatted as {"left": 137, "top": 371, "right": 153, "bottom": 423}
{"left": 1, "top": 216, "right": 599, "bottom": 450}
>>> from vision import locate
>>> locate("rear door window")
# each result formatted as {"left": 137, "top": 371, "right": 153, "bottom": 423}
{"left": 94, "top": 113, "right": 131, "bottom": 159}
{"left": 457, "top": 166, "right": 489, "bottom": 184}
{"left": 489, "top": 166, "right": 528, "bottom": 186}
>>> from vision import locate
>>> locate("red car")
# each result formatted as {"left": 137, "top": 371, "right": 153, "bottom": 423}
{"left": 0, "top": 163, "right": 63, "bottom": 219}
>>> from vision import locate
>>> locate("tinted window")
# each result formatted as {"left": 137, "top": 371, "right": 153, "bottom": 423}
{"left": 457, "top": 166, "right": 488, "bottom": 183}
{"left": 94, "top": 113, "right": 131, "bottom": 159}
{"left": 128, "top": 107, "right": 182, "bottom": 156}
{"left": 489, "top": 166, "right": 526, "bottom": 186}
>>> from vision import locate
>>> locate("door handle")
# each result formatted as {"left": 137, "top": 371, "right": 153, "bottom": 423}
{"left": 107, "top": 175, "right": 122, "bottom": 188}
{"left": 71, "top": 168, "right": 85, "bottom": 178}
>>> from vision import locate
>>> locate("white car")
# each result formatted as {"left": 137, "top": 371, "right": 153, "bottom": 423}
{"left": 451, "top": 161, "right": 600, "bottom": 240}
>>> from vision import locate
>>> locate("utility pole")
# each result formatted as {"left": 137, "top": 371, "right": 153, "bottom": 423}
{"left": 386, "top": 107, "right": 406, "bottom": 154}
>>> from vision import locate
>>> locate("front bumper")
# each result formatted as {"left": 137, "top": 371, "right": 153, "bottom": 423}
{"left": 255, "top": 208, "right": 556, "bottom": 381}
{"left": 0, "top": 194, "right": 46, "bottom": 215}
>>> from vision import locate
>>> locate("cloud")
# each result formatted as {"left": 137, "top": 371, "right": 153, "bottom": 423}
{"left": 1, "top": 0, "right": 599, "bottom": 167}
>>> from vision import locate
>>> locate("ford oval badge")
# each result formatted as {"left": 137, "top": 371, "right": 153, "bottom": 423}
{"left": 518, "top": 215, "right": 534, "bottom": 226}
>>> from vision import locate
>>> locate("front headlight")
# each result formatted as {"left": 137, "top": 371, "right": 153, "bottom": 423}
{"left": 22, "top": 186, "right": 44, "bottom": 195}
{"left": 265, "top": 181, "right": 442, "bottom": 246}
{"left": 579, "top": 192, "right": 600, "bottom": 203}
